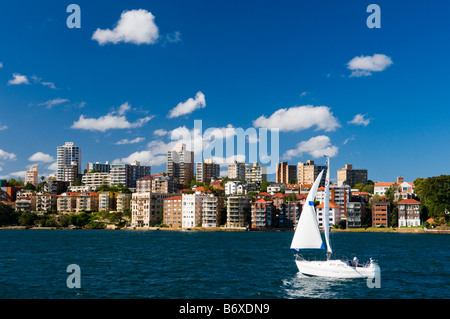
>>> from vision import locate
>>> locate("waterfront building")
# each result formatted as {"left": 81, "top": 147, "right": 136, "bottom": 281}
{"left": 227, "top": 160, "right": 246, "bottom": 180}
{"left": 276, "top": 162, "right": 297, "bottom": 184}
{"left": 15, "top": 190, "right": 36, "bottom": 212}
{"left": 110, "top": 160, "right": 151, "bottom": 188}
{"left": 316, "top": 184, "right": 350, "bottom": 218}
{"left": 75, "top": 192, "right": 99, "bottom": 212}
{"left": 182, "top": 192, "right": 207, "bottom": 228}
{"left": 346, "top": 202, "right": 366, "bottom": 228}
{"left": 163, "top": 196, "right": 183, "bottom": 228}
{"left": 277, "top": 201, "right": 302, "bottom": 228}
{"left": 337, "top": 164, "right": 368, "bottom": 187}
{"left": 98, "top": 192, "right": 116, "bottom": 212}
{"left": 316, "top": 202, "right": 342, "bottom": 228}
{"left": 25, "top": 166, "right": 39, "bottom": 187}
{"left": 226, "top": 195, "right": 251, "bottom": 228}
{"left": 57, "top": 142, "right": 81, "bottom": 183}
{"left": 202, "top": 194, "right": 224, "bottom": 228}
{"left": 245, "top": 162, "right": 267, "bottom": 184}
{"left": 35, "top": 193, "right": 57, "bottom": 212}
{"left": 131, "top": 192, "right": 170, "bottom": 227}
{"left": 116, "top": 193, "right": 132, "bottom": 213}
{"left": 195, "top": 159, "right": 220, "bottom": 183}
{"left": 251, "top": 198, "right": 274, "bottom": 230}
{"left": 398, "top": 199, "right": 421, "bottom": 227}
{"left": 167, "top": 143, "right": 194, "bottom": 185}
{"left": 372, "top": 196, "right": 391, "bottom": 227}
{"left": 297, "top": 160, "right": 326, "bottom": 187}
{"left": 44, "top": 174, "right": 67, "bottom": 195}
{"left": 57, "top": 192, "right": 79, "bottom": 213}
{"left": 285, "top": 184, "right": 299, "bottom": 194}
{"left": 136, "top": 174, "right": 177, "bottom": 194}
{"left": 136, "top": 176, "right": 152, "bottom": 193}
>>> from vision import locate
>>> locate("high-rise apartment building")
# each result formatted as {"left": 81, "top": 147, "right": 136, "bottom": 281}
{"left": 276, "top": 162, "right": 297, "bottom": 184}
{"left": 226, "top": 195, "right": 251, "bottom": 228}
{"left": 337, "top": 164, "right": 368, "bottom": 187}
{"left": 245, "top": 162, "right": 267, "bottom": 183}
{"left": 297, "top": 160, "right": 326, "bottom": 187}
{"left": 167, "top": 143, "right": 194, "bottom": 185}
{"left": 163, "top": 196, "right": 183, "bottom": 228}
{"left": 195, "top": 159, "right": 220, "bottom": 183}
{"left": 87, "top": 161, "right": 110, "bottom": 173}
{"left": 110, "top": 160, "right": 151, "bottom": 188}
{"left": 25, "top": 166, "right": 39, "bottom": 187}
{"left": 227, "top": 160, "right": 246, "bottom": 180}
{"left": 57, "top": 142, "right": 81, "bottom": 183}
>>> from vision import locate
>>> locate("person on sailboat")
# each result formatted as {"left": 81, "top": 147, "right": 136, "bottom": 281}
{"left": 352, "top": 257, "right": 359, "bottom": 267}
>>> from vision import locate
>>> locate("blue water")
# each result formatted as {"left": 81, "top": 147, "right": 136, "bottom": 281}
{"left": 0, "top": 230, "right": 449, "bottom": 299}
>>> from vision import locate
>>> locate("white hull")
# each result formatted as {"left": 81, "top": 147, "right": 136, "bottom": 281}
{"left": 295, "top": 259, "right": 378, "bottom": 278}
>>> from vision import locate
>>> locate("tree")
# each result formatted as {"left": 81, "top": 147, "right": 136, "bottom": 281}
{"left": 0, "top": 202, "right": 18, "bottom": 226}
{"left": 414, "top": 175, "right": 450, "bottom": 219}
{"left": 73, "top": 178, "right": 82, "bottom": 186}
{"left": 18, "top": 211, "right": 38, "bottom": 226}
{"left": 24, "top": 182, "right": 36, "bottom": 191}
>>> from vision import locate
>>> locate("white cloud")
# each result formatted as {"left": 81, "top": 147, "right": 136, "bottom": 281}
{"left": 0, "top": 62, "right": 3, "bottom": 68}
{"left": 348, "top": 114, "right": 371, "bottom": 126}
{"left": 71, "top": 102, "right": 153, "bottom": 132}
{"left": 92, "top": 9, "right": 159, "bottom": 45}
{"left": 38, "top": 98, "right": 69, "bottom": 109}
{"left": 47, "top": 162, "right": 58, "bottom": 172}
{"left": 168, "top": 91, "right": 206, "bottom": 118}
{"left": 28, "top": 152, "right": 55, "bottom": 163}
{"left": 0, "top": 124, "right": 7, "bottom": 131}
{"left": 115, "top": 137, "right": 145, "bottom": 145}
{"left": 253, "top": 105, "right": 340, "bottom": 132}
{"left": 153, "top": 129, "right": 169, "bottom": 136}
{"left": 347, "top": 54, "right": 393, "bottom": 77}
{"left": 283, "top": 135, "right": 338, "bottom": 160}
{"left": 8, "top": 73, "right": 29, "bottom": 85}
{"left": 0, "top": 149, "right": 16, "bottom": 161}
{"left": 41, "top": 81, "right": 56, "bottom": 89}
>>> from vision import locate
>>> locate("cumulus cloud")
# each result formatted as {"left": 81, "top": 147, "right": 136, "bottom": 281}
{"left": 28, "top": 152, "right": 55, "bottom": 163}
{"left": 0, "top": 149, "right": 16, "bottom": 161}
{"left": 115, "top": 137, "right": 145, "bottom": 145}
{"left": 253, "top": 105, "right": 340, "bottom": 132}
{"left": 348, "top": 113, "right": 371, "bottom": 126}
{"left": 168, "top": 91, "right": 206, "bottom": 118}
{"left": 347, "top": 54, "right": 393, "bottom": 77}
{"left": 283, "top": 135, "right": 338, "bottom": 160}
{"left": 71, "top": 102, "right": 153, "bottom": 132}
{"left": 92, "top": 9, "right": 159, "bottom": 45}
{"left": 8, "top": 73, "right": 29, "bottom": 85}
{"left": 0, "top": 124, "right": 7, "bottom": 131}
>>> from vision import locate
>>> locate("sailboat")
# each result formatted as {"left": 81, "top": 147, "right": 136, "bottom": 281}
{"left": 291, "top": 157, "right": 379, "bottom": 278}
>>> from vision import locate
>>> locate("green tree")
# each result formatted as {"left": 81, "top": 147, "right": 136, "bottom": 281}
{"left": 18, "top": 211, "right": 38, "bottom": 226}
{"left": 414, "top": 175, "right": 450, "bottom": 219}
{"left": 0, "top": 202, "right": 19, "bottom": 226}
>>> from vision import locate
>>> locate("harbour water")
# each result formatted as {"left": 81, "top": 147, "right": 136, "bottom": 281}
{"left": 0, "top": 229, "right": 449, "bottom": 299}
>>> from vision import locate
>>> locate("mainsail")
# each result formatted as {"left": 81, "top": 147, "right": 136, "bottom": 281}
{"left": 323, "top": 157, "right": 332, "bottom": 255}
{"left": 290, "top": 169, "right": 325, "bottom": 251}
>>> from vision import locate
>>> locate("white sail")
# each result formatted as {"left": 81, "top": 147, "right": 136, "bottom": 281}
{"left": 323, "top": 157, "right": 332, "bottom": 254}
{"left": 290, "top": 169, "right": 325, "bottom": 251}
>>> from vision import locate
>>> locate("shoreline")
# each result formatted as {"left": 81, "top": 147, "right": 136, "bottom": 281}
{"left": 1, "top": 226, "right": 449, "bottom": 234}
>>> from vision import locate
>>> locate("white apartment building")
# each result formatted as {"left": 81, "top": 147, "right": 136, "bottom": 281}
{"left": 225, "top": 180, "right": 247, "bottom": 195}
{"left": 245, "top": 162, "right": 267, "bottom": 183}
{"left": 267, "top": 183, "right": 286, "bottom": 195}
{"left": 57, "top": 142, "right": 81, "bottom": 183}
{"left": 227, "top": 161, "right": 246, "bottom": 180}
{"left": 82, "top": 172, "right": 111, "bottom": 189}
{"left": 316, "top": 202, "right": 342, "bottom": 228}
{"left": 182, "top": 192, "right": 206, "bottom": 228}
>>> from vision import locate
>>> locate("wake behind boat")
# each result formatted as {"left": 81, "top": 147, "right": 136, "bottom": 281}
{"left": 291, "top": 156, "right": 379, "bottom": 278}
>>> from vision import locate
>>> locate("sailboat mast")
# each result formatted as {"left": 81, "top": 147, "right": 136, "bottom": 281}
{"left": 323, "top": 156, "right": 333, "bottom": 257}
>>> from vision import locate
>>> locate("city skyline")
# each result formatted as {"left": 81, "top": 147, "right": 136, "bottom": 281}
{"left": 0, "top": 0, "right": 449, "bottom": 184}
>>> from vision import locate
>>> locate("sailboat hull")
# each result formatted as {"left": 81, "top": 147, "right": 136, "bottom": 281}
{"left": 295, "top": 259, "right": 378, "bottom": 278}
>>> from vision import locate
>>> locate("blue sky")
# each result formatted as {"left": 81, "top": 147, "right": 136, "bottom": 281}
{"left": 0, "top": 0, "right": 449, "bottom": 183}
